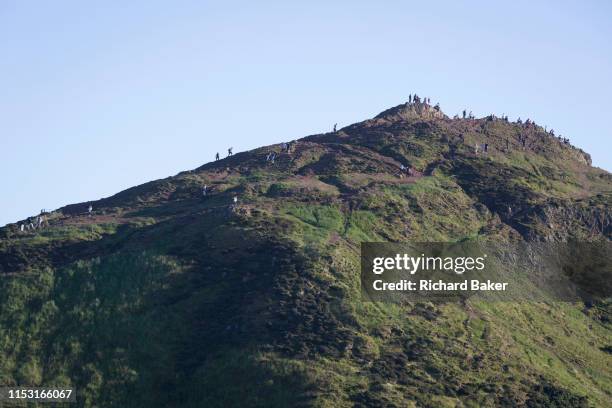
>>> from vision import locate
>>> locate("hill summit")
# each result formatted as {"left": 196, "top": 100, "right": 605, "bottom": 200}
{"left": 375, "top": 95, "right": 447, "bottom": 122}
{"left": 0, "top": 99, "right": 610, "bottom": 407}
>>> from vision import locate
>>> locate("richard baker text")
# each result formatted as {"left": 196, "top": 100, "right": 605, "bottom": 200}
{"left": 373, "top": 279, "right": 508, "bottom": 291}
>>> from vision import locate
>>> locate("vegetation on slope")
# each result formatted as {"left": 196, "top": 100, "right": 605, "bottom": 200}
{"left": 0, "top": 101, "right": 610, "bottom": 407}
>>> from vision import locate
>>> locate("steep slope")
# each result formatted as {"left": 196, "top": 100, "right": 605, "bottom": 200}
{"left": 0, "top": 99, "right": 610, "bottom": 407}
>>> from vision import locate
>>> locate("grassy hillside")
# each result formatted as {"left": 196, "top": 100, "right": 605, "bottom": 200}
{"left": 1, "top": 101, "right": 610, "bottom": 407}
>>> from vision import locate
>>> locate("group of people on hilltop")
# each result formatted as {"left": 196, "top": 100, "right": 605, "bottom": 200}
{"left": 214, "top": 147, "right": 234, "bottom": 161}
{"left": 404, "top": 94, "right": 444, "bottom": 114}
{"left": 447, "top": 106, "right": 577, "bottom": 151}
{"left": 265, "top": 151, "right": 276, "bottom": 163}
{"left": 263, "top": 140, "right": 295, "bottom": 165}
{"left": 461, "top": 110, "right": 475, "bottom": 120}
{"left": 18, "top": 210, "right": 48, "bottom": 233}
{"left": 518, "top": 118, "right": 573, "bottom": 146}
{"left": 202, "top": 139, "right": 301, "bottom": 212}
{"left": 408, "top": 94, "right": 432, "bottom": 105}
{"left": 280, "top": 142, "right": 294, "bottom": 153}
{"left": 199, "top": 95, "right": 580, "bottom": 217}
{"left": 16, "top": 203, "right": 97, "bottom": 234}
{"left": 214, "top": 137, "right": 300, "bottom": 163}
{"left": 398, "top": 164, "right": 416, "bottom": 178}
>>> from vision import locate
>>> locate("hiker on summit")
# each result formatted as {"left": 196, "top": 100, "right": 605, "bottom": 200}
{"left": 228, "top": 147, "right": 233, "bottom": 156}
{"left": 409, "top": 94, "right": 412, "bottom": 103}
{"left": 333, "top": 123, "right": 337, "bottom": 132}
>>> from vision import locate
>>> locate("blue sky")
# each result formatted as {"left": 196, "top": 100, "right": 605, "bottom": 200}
{"left": 1, "top": 0, "right": 611, "bottom": 226}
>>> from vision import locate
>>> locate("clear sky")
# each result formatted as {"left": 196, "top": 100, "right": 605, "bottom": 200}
{"left": 1, "top": 0, "right": 611, "bottom": 226}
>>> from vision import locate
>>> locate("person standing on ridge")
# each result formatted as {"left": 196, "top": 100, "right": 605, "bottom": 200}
{"left": 228, "top": 147, "right": 233, "bottom": 156}
{"left": 215, "top": 152, "right": 220, "bottom": 161}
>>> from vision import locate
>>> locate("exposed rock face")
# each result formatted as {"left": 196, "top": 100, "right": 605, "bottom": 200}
{"left": 572, "top": 148, "right": 592, "bottom": 166}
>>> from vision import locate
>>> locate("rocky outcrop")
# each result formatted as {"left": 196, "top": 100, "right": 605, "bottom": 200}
{"left": 374, "top": 100, "right": 448, "bottom": 123}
